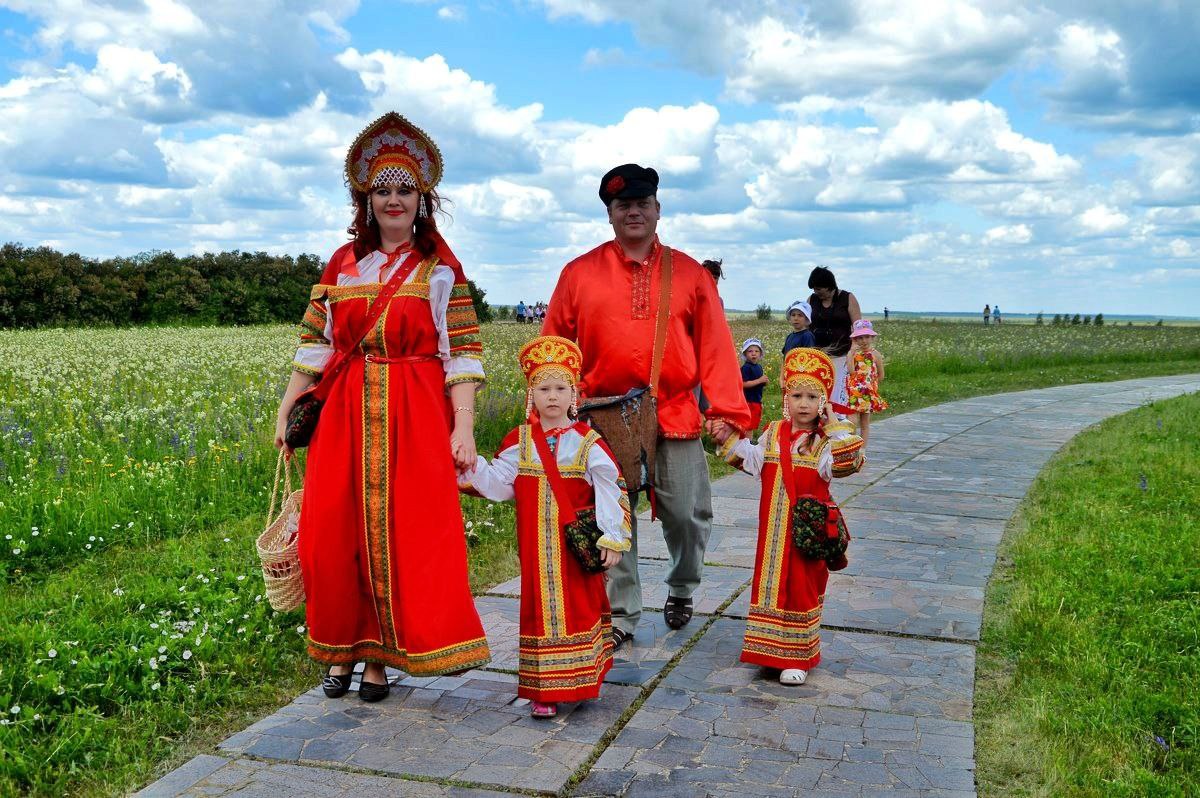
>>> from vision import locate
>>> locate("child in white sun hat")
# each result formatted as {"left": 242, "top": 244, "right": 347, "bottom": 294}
{"left": 782, "top": 300, "right": 816, "bottom": 355}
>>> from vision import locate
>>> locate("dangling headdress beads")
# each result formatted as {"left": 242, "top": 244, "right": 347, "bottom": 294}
{"left": 518, "top": 336, "right": 583, "bottom": 420}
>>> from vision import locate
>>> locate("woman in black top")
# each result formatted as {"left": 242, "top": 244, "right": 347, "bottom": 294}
{"left": 807, "top": 266, "right": 861, "bottom": 413}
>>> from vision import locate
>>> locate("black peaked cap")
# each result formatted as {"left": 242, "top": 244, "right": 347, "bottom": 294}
{"left": 599, "top": 163, "right": 659, "bottom": 205}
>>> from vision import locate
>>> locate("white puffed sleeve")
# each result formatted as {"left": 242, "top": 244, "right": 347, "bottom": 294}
{"left": 429, "top": 265, "right": 486, "bottom": 387}
{"left": 816, "top": 441, "right": 833, "bottom": 482}
{"left": 727, "top": 436, "right": 767, "bottom": 479}
{"left": 584, "top": 444, "right": 632, "bottom": 552}
{"left": 459, "top": 445, "right": 518, "bottom": 501}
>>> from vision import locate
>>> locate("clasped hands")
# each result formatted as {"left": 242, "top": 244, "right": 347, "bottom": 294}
{"left": 704, "top": 418, "right": 735, "bottom": 444}
{"left": 449, "top": 425, "right": 477, "bottom": 473}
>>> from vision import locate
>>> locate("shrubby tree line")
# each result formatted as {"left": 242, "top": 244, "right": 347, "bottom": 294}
{"left": 1046, "top": 313, "right": 1105, "bottom": 326}
{"left": 0, "top": 243, "right": 492, "bottom": 328}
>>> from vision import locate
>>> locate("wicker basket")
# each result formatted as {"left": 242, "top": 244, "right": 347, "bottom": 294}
{"left": 257, "top": 452, "right": 305, "bottom": 612}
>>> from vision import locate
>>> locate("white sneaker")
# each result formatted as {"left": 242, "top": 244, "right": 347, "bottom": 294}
{"left": 779, "top": 668, "right": 807, "bottom": 685}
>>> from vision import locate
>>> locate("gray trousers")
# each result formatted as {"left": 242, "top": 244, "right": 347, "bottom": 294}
{"left": 607, "top": 437, "right": 713, "bottom": 634}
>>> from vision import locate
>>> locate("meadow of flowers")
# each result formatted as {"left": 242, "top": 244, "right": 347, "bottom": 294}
{"left": 1, "top": 318, "right": 1198, "bottom": 794}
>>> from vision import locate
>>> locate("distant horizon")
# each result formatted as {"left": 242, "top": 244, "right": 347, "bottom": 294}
{"left": 501, "top": 301, "right": 1200, "bottom": 323}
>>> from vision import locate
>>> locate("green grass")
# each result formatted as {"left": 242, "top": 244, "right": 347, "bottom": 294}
{"left": 975, "top": 393, "right": 1200, "bottom": 797}
{"left": 0, "top": 320, "right": 1198, "bottom": 794}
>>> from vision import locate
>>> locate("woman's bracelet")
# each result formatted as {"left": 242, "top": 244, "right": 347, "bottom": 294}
{"left": 453, "top": 406, "right": 474, "bottom": 414}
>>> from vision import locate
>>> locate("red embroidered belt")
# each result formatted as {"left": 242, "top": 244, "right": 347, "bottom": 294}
{"left": 362, "top": 354, "right": 439, "bottom": 364}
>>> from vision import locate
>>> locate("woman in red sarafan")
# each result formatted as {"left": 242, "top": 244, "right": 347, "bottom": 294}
{"left": 460, "top": 336, "right": 631, "bottom": 718}
{"left": 274, "top": 112, "right": 490, "bottom": 702}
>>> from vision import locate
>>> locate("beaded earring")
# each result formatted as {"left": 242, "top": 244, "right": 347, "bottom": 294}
{"left": 417, "top": 196, "right": 428, "bottom": 219}
{"left": 365, "top": 197, "right": 374, "bottom": 225}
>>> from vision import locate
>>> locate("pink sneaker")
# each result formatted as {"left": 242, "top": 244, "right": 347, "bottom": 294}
{"left": 530, "top": 701, "right": 558, "bottom": 718}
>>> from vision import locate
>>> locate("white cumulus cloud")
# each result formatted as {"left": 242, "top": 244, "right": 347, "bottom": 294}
{"left": 983, "top": 224, "right": 1033, "bottom": 245}
{"left": 1077, "top": 204, "right": 1130, "bottom": 235}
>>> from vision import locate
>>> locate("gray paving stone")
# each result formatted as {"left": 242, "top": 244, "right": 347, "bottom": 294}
{"left": 137, "top": 757, "right": 515, "bottom": 797}
{"left": 660, "top": 619, "right": 973, "bottom": 720}
{"left": 847, "top": 486, "right": 1020, "bottom": 520}
{"left": 902, "top": 452, "right": 1045, "bottom": 481}
{"left": 847, "top": 506, "right": 1006, "bottom": 551}
{"left": 839, "top": 538, "right": 997, "bottom": 587}
{"left": 218, "top": 669, "right": 638, "bottom": 793}
{"left": 725, "top": 572, "right": 983, "bottom": 641}
{"left": 134, "top": 755, "right": 231, "bottom": 797}
{"left": 869, "top": 469, "right": 1035, "bottom": 499}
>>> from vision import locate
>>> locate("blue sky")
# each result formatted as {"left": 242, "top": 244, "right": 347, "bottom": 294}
{"left": 0, "top": 0, "right": 1198, "bottom": 315}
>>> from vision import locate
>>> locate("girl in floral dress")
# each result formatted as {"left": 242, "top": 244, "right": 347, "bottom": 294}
{"left": 461, "top": 336, "right": 631, "bottom": 719}
{"left": 844, "top": 319, "right": 888, "bottom": 446}
{"left": 724, "top": 348, "right": 864, "bottom": 686}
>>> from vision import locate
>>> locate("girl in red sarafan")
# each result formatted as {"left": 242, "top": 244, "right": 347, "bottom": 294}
{"left": 724, "top": 348, "right": 864, "bottom": 686}
{"left": 460, "top": 336, "right": 631, "bottom": 719}
{"left": 275, "top": 112, "right": 491, "bottom": 702}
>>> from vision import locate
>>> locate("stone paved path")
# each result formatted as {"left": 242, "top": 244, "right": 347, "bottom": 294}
{"left": 139, "top": 374, "right": 1200, "bottom": 797}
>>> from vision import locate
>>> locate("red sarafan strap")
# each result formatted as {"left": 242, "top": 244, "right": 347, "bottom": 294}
{"left": 530, "top": 425, "right": 579, "bottom": 525}
{"left": 311, "top": 254, "right": 428, "bottom": 402}
{"left": 779, "top": 421, "right": 796, "bottom": 506}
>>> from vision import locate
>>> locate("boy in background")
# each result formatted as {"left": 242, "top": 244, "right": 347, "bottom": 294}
{"left": 782, "top": 300, "right": 816, "bottom": 355}
{"left": 740, "top": 338, "right": 768, "bottom": 434}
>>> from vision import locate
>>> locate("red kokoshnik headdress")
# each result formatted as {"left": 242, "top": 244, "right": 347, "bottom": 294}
{"left": 519, "top": 336, "right": 583, "bottom": 421}
{"left": 519, "top": 336, "right": 583, "bottom": 388}
{"left": 345, "top": 112, "right": 443, "bottom": 194}
{"left": 781, "top": 347, "right": 836, "bottom": 400}
{"left": 330, "top": 111, "right": 464, "bottom": 279}
{"left": 779, "top": 347, "right": 836, "bottom": 430}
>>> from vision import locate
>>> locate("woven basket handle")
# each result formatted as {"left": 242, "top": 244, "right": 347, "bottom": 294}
{"left": 266, "top": 451, "right": 295, "bottom": 527}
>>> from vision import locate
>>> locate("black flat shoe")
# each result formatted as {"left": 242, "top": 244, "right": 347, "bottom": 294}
{"left": 664, "top": 596, "right": 693, "bottom": 629}
{"left": 611, "top": 627, "right": 631, "bottom": 653}
{"left": 358, "top": 679, "right": 391, "bottom": 702}
{"left": 322, "top": 667, "right": 355, "bottom": 698}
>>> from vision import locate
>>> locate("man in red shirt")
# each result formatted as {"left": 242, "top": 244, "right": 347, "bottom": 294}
{"left": 543, "top": 164, "right": 751, "bottom": 648}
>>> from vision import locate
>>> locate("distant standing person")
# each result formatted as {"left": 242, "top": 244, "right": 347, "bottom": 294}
{"left": 782, "top": 300, "right": 816, "bottom": 355}
{"left": 807, "top": 266, "right": 861, "bottom": 414}
{"left": 845, "top": 320, "right": 888, "bottom": 446}
{"left": 701, "top": 258, "right": 724, "bottom": 287}
{"left": 883, "top": 306, "right": 889, "bottom": 321}
{"left": 739, "top": 338, "right": 768, "bottom": 434}
{"left": 517, "top": 300, "right": 527, "bottom": 324}
{"left": 993, "top": 305, "right": 1001, "bottom": 325}
{"left": 983, "top": 304, "right": 991, "bottom": 326}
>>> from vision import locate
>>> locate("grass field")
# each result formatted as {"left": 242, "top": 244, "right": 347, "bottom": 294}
{"left": 975, "top": 393, "right": 1200, "bottom": 797}
{"left": 1, "top": 319, "right": 1198, "bottom": 794}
